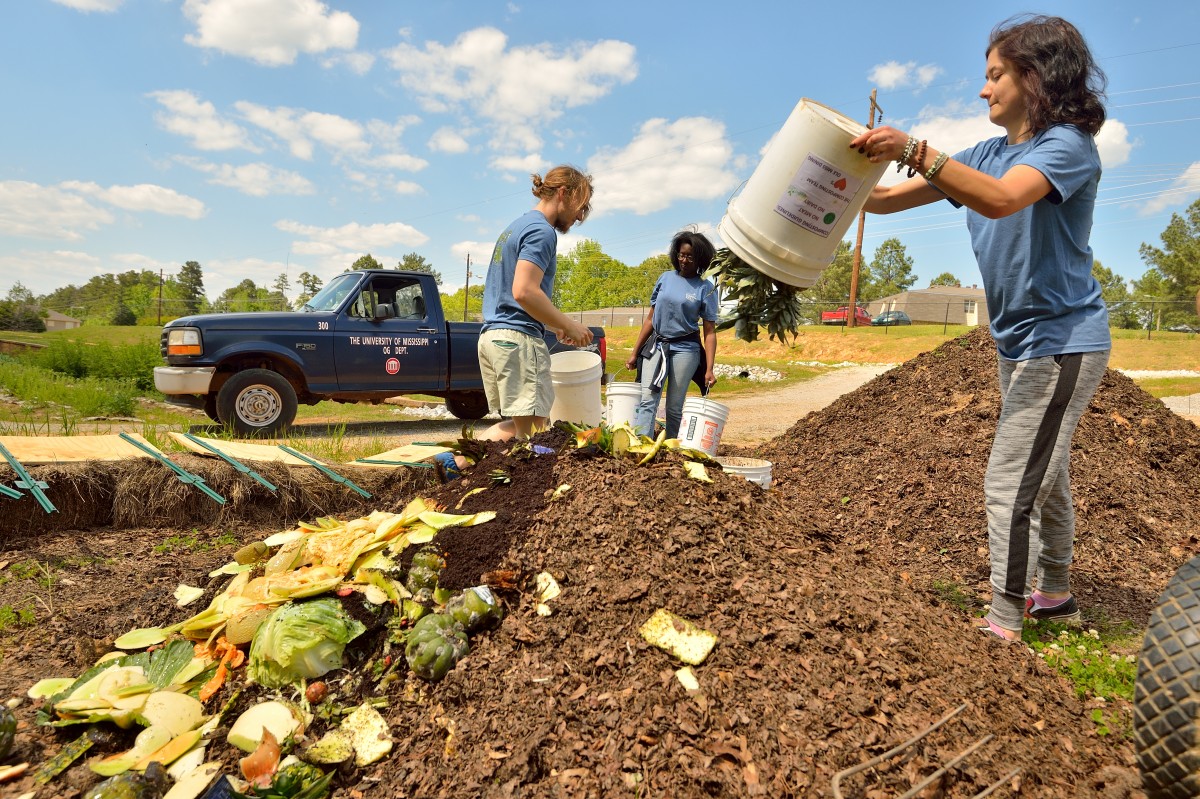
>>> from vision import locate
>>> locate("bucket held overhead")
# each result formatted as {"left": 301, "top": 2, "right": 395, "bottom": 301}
{"left": 706, "top": 98, "right": 888, "bottom": 344}
{"left": 718, "top": 98, "right": 888, "bottom": 289}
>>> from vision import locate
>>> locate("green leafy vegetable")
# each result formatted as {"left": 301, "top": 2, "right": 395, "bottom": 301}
{"left": 248, "top": 599, "right": 366, "bottom": 688}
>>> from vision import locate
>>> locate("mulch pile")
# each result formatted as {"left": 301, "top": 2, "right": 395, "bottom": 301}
{"left": 1, "top": 326, "right": 1197, "bottom": 798}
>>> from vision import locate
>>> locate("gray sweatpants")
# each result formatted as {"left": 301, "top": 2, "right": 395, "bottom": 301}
{"left": 984, "top": 350, "right": 1110, "bottom": 632}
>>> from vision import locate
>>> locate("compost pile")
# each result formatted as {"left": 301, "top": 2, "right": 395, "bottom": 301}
{"left": 1, "top": 326, "right": 1197, "bottom": 798}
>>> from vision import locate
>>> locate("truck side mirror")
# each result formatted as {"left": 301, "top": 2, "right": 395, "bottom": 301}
{"left": 374, "top": 303, "right": 394, "bottom": 320}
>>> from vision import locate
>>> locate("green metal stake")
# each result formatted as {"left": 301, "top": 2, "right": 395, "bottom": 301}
{"left": 118, "top": 433, "right": 226, "bottom": 505}
{"left": 278, "top": 445, "right": 372, "bottom": 498}
{"left": 352, "top": 458, "right": 435, "bottom": 469}
{"left": 0, "top": 441, "right": 56, "bottom": 513}
{"left": 182, "top": 433, "right": 278, "bottom": 491}
{"left": 0, "top": 483, "right": 23, "bottom": 500}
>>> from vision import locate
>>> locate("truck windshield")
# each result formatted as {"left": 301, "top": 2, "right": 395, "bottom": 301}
{"left": 303, "top": 273, "right": 360, "bottom": 312}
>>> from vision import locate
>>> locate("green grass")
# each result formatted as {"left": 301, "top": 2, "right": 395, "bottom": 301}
{"left": 1136, "top": 376, "right": 1200, "bottom": 399}
{"left": 931, "top": 579, "right": 980, "bottom": 613}
{"left": 152, "top": 531, "right": 237, "bottom": 554}
{"left": 0, "top": 356, "right": 138, "bottom": 417}
{"left": 0, "top": 604, "right": 36, "bottom": 632}
{"left": 1021, "top": 620, "right": 1141, "bottom": 704}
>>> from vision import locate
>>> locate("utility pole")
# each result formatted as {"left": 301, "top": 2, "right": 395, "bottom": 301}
{"left": 463, "top": 253, "right": 472, "bottom": 321}
{"left": 848, "top": 89, "right": 881, "bottom": 329}
{"left": 157, "top": 268, "right": 164, "bottom": 325}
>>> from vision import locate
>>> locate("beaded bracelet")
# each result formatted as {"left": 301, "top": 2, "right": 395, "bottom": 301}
{"left": 925, "top": 151, "right": 950, "bottom": 181}
{"left": 896, "top": 136, "right": 917, "bottom": 173}
{"left": 908, "top": 140, "right": 928, "bottom": 178}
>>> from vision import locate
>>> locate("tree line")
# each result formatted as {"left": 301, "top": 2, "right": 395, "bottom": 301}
{"left": 5, "top": 197, "right": 1199, "bottom": 331}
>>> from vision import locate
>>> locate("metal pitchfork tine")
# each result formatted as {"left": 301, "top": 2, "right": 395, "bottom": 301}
{"left": 830, "top": 703, "right": 1022, "bottom": 799}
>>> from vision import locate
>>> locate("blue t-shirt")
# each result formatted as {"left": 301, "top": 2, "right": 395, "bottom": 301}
{"left": 650, "top": 271, "right": 719, "bottom": 351}
{"left": 950, "top": 124, "right": 1110, "bottom": 360}
{"left": 481, "top": 210, "right": 557, "bottom": 338}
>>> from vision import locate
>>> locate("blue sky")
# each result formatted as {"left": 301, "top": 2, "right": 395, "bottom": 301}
{"left": 2, "top": 0, "right": 1199, "bottom": 304}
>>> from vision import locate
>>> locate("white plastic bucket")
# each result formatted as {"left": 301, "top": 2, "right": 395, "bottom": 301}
{"left": 549, "top": 350, "right": 603, "bottom": 427}
{"left": 604, "top": 381, "right": 641, "bottom": 427}
{"left": 678, "top": 397, "right": 730, "bottom": 456}
{"left": 715, "top": 456, "right": 773, "bottom": 489}
{"left": 717, "top": 98, "right": 890, "bottom": 288}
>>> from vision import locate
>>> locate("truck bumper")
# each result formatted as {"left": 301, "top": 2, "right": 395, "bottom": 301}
{"left": 154, "top": 366, "right": 215, "bottom": 395}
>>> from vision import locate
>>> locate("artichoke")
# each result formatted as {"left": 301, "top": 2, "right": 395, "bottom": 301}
{"left": 444, "top": 585, "right": 503, "bottom": 633}
{"left": 404, "top": 546, "right": 444, "bottom": 596}
{"left": 83, "top": 762, "right": 169, "bottom": 799}
{"left": 0, "top": 705, "right": 14, "bottom": 761}
{"left": 404, "top": 614, "right": 469, "bottom": 681}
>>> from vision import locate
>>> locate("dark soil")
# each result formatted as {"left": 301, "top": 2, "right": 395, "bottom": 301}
{"left": 1, "top": 327, "right": 1198, "bottom": 798}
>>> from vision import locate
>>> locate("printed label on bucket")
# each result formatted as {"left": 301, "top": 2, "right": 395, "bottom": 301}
{"left": 774, "top": 153, "right": 862, "bottom": 238}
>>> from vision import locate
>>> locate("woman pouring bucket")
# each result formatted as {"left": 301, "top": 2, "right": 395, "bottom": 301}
{"left": 626, "top": 230, "right": 721, "bottom": 442}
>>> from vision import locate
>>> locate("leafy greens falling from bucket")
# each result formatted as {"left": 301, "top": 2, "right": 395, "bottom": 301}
{"left": 705, "top": 248, "right": 806, "bottom": 344}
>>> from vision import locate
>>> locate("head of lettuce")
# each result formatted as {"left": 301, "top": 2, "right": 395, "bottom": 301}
{"left": 248, "top": 598, "right": 367, "bottom": 688}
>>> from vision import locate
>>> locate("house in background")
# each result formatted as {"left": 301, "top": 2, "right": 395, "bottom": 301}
{"left": 867, "top": 286, "right": 989, "bottom": 326}
{"left": 43, "top": 310, "right": 82, "bottom": 331}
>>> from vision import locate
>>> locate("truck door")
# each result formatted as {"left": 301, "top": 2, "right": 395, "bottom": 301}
{"left": 333, "top": 274, "right": 447, "bottom": 393}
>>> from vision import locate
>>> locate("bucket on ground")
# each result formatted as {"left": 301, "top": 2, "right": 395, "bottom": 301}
{"left": 715, "top": 456, "right": 773, "bottom": 489}
{"left": 678, "top": 397, "right": 730, "bottom": 456}
{"left": 549, "top": 350, "right": 603, "bottom": 427}
{"left": 717, "top": 98, "right": 890, "bottom": 288}
{"left": 604, "top": 381, "right": 642, "bottom": 427}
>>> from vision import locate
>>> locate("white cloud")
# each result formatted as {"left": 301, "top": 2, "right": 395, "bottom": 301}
{"left": 429, "top": 127, "right": 471, "bottom": 154}
{"left": 276, "top": 219, "right": 429, "bottom": 251}
{"left": 0, "top": 181, "right": 114, "bottom": 240}
{"left": 174, "top": 157, "right": 316, "bottom": 196}
{"left": 874, "top": 105, "right": 997, "bottom": 188}
{"left": 320, "top": 51, "right": 375, "bottom": 75}
{"left": 451, "top": 240, "right": 495, "bottom": 264}
{"left": 203, "top": 257, "right": 291, "bottom": 296}
{"left": 0, "top": 250, "right": 106, "bottom": 297}
{"left": 384, "top": 27, "right": 637, "bottom": 159}
{"left": 869, "top": 61, "right": 944, "bottom": 91}
{"left": 367, "top": 153, "right": 428, "bottom": 171}
{"left": 233, "top": 102, "right": 427, "bottom": 172}
{"left": 1139, "top": 162, "right": 1200, "bottom": 216}
{"left": 393, "top": 181, "right": 423, "bottom": 195}
{"left": 50, "top": 0, "right": 124, "bottom": 11}
{"left": 1096, "top": 119, "right": 1133, "bottom": 169}
{"left": 588, "top": 117, "right": 738, "bottom": 215}
{"left": 490, "top": 153, "right": 547, "bottom": 174}
{"left": 182, "top": 0, "right": 358, "bottom": 67}
{"left": 60, "top": 181, "right": 207, "bottom": 219}
{"left": 149, "top": 90, "right": 259, "bottom": 152}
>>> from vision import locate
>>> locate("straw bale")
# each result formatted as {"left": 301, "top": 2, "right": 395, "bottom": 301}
{"left": 2, "top": 456, "right": 435, "bottom": 537}
{"left": 0, "top": 461, "right": 119, "bottom": 537}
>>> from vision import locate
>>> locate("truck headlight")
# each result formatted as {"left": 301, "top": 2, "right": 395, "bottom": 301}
{"left": 167, "top": 327, "right": 203, "bottom": 356}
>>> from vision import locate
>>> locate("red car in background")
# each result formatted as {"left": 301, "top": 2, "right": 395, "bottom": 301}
{"left": 820, "top": 305, "right": 872, "bottom": 326}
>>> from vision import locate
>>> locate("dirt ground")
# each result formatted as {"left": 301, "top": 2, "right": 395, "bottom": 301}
{"left": 1, "top": 326, "right": 1199, "bottom": 798}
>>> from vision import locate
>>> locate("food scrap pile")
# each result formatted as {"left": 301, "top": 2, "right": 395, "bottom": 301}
{"left": 0, "top": 327, "right": 1196, "bottom": 797}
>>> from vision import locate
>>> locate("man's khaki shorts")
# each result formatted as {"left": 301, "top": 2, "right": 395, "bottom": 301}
{"left": 477, "top": 328, "right": 554, "bottom": 418}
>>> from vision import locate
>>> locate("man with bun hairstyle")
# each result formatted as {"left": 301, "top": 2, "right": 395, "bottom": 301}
{"left": 476, "top": 165, "right": 595, "bottom": 442}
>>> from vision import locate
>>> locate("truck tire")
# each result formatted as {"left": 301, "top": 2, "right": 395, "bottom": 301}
{"left": 445, "top": 392, "right": 488, "bottom": 420}
{"left": 1134, "top": 553, "right": 1200, "bottom": 798}
{"left": 215, "top": 369, "right": 298, "bottom": 436}
{"left": 203, "top": 393, "right": 220, "bottom": 423}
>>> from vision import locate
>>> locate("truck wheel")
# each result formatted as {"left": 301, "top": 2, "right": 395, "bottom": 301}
{"left": 215, "top": 369, "right": 298, "bottom": 436}
{"left": 445, "top": 392, "right": 488, "bottom": 420}
{"left": 203, "top": 393, "right": 220, "bottom": 423}
{"left": 1134, "top": 553, "right": 1200, "bottom": 798}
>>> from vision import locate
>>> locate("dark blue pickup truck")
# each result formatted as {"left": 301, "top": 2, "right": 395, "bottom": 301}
{"left": 153, "top": 269, "right": 606, "bottom": 435}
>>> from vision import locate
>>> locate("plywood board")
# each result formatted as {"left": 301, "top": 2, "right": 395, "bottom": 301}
{"left": 350, "top": 443, "right": 451, "bottom": 468}
{"left": 167, "top": 432, "right": 314, "bottom": 466}
{"left": 0, "top": 433, "right": 158, "bottom": 464}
